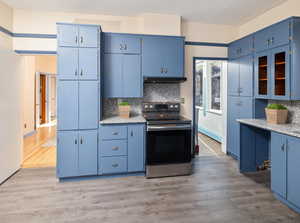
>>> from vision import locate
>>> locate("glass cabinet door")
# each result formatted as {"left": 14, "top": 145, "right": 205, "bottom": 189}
{"left": 271, "top": 45, "right": 290, "bottom": 99}
{"left": 255, "top": 52, "right": 270, "bottom": 98}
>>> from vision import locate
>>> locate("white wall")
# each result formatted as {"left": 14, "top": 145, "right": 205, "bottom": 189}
{"left": 0, "top": 1, "right": 13, "bottom": 50}
{"left": 238, "top": 0, "right": 300, "bottom": 38}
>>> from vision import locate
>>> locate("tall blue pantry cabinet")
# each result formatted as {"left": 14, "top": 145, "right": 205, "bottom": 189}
{"left": 56, "top": 23, "right": 101, "bottom": 178}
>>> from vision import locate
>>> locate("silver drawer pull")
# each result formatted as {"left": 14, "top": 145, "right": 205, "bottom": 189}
{"left": 112, "top": 163, "right": 119, "bottom": 168}
{"left": 112, "top": 132, "right": 119, "bottom": 135}
{"left": 112, "top": 146, "right": 119, "bottom": 151}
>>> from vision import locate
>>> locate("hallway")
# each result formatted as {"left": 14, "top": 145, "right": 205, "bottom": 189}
{"left": 22, "top": 124, "right": 56, "bottom": 168}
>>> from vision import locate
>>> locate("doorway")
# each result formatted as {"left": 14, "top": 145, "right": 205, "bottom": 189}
{"left": 194, "top": 58, "right": 227, "bottom": 156}
{"left": 22, "top": 55, "right": 57, "bottom": 169}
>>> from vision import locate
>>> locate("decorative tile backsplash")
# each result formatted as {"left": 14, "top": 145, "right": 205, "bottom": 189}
{"left": 269, "top": 100, "right": 300, "bottom": 125}
{"left": 103, "top": 83, "right": 180, "bottom": 117}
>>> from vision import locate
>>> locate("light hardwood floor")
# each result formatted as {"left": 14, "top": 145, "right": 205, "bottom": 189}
{"left": 22, "top": 125, "right": 56, "bottom": 168}
{"left": 1, "top": 155, "right": 299, "bottom": 222}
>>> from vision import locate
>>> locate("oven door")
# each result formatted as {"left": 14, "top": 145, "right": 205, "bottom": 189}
{"left": 146, "top": 124, "right": 192, "bottom": 165}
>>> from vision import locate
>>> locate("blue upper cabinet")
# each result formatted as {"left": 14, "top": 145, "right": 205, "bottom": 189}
{"left": 228, "top": 35, "right": 253, "bottom": 59}
{"left": 142, "top": 36, "right": 185, "bottom": 77}
{"left": 57, "top": 47, "right": 78, "bottom": 80}
{"left": 227, "top": 59, "right": 240, "bottom": 96}
{"left": 78, "top": 48, "right": 98, "bottom": 80}
{"left": 57, "top": 23, "right": 99, "bottom": 48}
{"left": 104, "top": 34, "right": 141, "bottom": 54}
{"left": 78, "top": 25, "right": 99, "bottom": 48}
{"left": 57, "top": 24, "right": 78, "bottom": 47}
{"left": 104, "top": 54, "right": 123, "bottom": 97}
{"left": 128, "top": 124, "right": 145, "bottom": 172}
{"left": 254, "top": 19, "right": 290, "bottom": 53}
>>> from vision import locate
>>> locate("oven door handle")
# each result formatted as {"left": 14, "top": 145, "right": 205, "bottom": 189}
{"left": 147, "top": 125, "right": 191, "bottom": 131}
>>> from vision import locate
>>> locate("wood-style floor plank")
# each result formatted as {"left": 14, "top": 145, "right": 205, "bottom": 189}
{"left": 0, "top": 155, "right": 299, "bottom": 223}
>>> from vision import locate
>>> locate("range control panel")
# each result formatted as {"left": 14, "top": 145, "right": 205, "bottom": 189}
{"left": 142, "top": 102, "right": 180, "bottom": 113}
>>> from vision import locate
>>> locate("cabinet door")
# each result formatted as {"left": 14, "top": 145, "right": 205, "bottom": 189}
{"left": 142, "top": 36, "right": 166, "bottom": 77}
{"left": 271, "top": 132, "right": 287, "bottom": 198}
{"left": 78, "top": 25, "right": 99, "bottom": 48}
{"left": 79, "top": 81, "right": 99, "bottom": 130}
{"left": 79, "top": 48, "right": 98, "bottom": 80}
{"left": 57, "top": 81, "right": 78, "bottom": 130}
{"left": 270, "top": 45, "right": 290, "bottom": 100}
{"left": 123, "top": 54, "right": 142, "bottom": 97}
{"left": 269, "top": 19, "right": 290, "bottom": 49}
{"left": 128, "top": 124, "right": 145, "bottom": 172}
{"left": 57, "top": 24, "right": 78, "bottom": 47}
{"left": 228, "top": 41, "right": 240, "bottom": 59}
{"left": 254, "top": 51, "right": 270, "bottom": 99}
{"left": 78, "top": 130, "right": 98, "bottom": 176}
{"left": 57, "top": 131, "right": 78, "bottom": 178}
{"left": 287, "top": 136, "right": 300, "bottom": 208}
{"left": 104, "top": 34, "right": 141, "bottom": 54}
{"left": 239, "top": 97, "right": 253, "bottom": 118}
{"left": 103, "top": 54, "right": 123, "bottom": 97}
{"left": 57, "top": 47, "right": 78, "bottom": 80}
{"left": 239, "top": 35, "right": 254, "bottom": 58}
{"left": 254, "top": 28, "right": 271, "bottom": 53}
{"left": 227, "top": 96, "right": 240, "bottom": 158}
{"left": 227, "top": 59, "right": 240, "bottom": 96}
{"left": 122, "top": 36, "right": 141, "bottom": 54}
{"left": 164, "top": 37, "right": 184, "bottom": 77}
{"left": 239, "top": 55, "right": 253, "bottom": 97}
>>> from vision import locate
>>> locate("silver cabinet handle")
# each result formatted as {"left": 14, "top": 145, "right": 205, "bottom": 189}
{"left": 267, "top": 39, "right": 270, "bottom": 46}
{"left": 124, "top": 44, "right": 127, "bottom": 50}
{"left": 75, "top": 36, "right": 78, "bottom": 44}
{"left": 270, "top": 37, "right": 274, "bottom": 45}
{"left": 161, "top": 67, "right": 164, "bottom": 73}
{"left": 131, "top": 131, "right": 133, "bottom": 137}
{"left": 80, "top": 138, "right": 83, "bottom": 144}
{"left": 112, "top": 146, "right": 119, "bottom": 151}
{"left": 112, "top": 163, "right": 119, "bottom": 168}
{"left": 75, "top": 139, "right": 78, "bottom": 144}
{"left": 281, "top": 144, "right": 285, "bottom": 151}
{"left": 80, "top": 69, "right": 83, "bottom": 76}
{"left": 164, "top": 68, "right": 168, "bottom": 73}
{"left": 120, "top": 44, "right": 123, "bottom": 50}
{"left": 80, "top": 36, "right": 83, "bottom": 44}
{"left": 75, "top": 70, "right": 78, "bottom": 76}
{"left": 112, "top": 132, "right": 118, "bottom": 135}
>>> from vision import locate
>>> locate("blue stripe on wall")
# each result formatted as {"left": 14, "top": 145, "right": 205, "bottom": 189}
{"left": 198, "top": 126, "right": 222, "bottom": 143}
{"left": 14, "top": 50, "right": 57, "bottom": 55}
{"left": 13, "top": 33, "right": 57, "bottom": 38}
{"left": 185, "top": 41, "right": 228, "bottom": 47}
{"left": 0, "top": 26, "right": 13, "bottom": 36}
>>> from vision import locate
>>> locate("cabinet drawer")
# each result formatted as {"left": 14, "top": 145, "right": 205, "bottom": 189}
{"left": 100, "top": 156, "right": 127, "bottom": 174}
{"left": 99, "top": 125, "right": 127, "bottom": 140}
{"left": 100, "top": 139, "right": 127, "bottom": 157}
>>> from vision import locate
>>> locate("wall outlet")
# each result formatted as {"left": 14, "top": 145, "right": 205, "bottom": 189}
{"left": 180, "top": 98, "right": 185, "bottom": 104}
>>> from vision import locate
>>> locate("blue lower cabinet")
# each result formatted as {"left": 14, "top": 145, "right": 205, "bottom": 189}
{"left": 128, "top": 124, "right": 145, "bottom": 172}
{"left": 271, "top": 132, "right": 287, "bottom": 198}
{"left": 57, "top": 130, "right": 98, "bottom": 178}
{"left": 287, "top": 135, "right": 300, "bottom": 209}
{"left": 100, "top": 156, "right": 127, "bottom": 174}
{"left": 78, "top": 130, "right": 98, "bottom": 176}
{"left": 100, "top": 140, "right": 127, "bottom": 157}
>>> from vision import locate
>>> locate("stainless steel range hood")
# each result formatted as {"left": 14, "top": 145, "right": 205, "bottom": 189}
{"left": 144, "top": 77, "right": 187, "bottom": 83}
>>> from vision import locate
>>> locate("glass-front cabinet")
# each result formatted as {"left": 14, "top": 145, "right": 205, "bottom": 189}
{"left": 254, "top": 45, "right": 290, "bottom": 100}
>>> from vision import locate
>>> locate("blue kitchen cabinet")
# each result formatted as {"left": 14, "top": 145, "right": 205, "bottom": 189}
{"left": 104, "top": 34, "right": 141, "bottom": 54}
{"left": 57, "top": 131, "right": 79, "bottom": 178}
{"left": 100, "top": 156, "right": 128, "bottom": 174}
{"left": 100, "top": 140, "right": 127, "bottom": 157}
{"left": 227, "top": 96, "right": 253, "bottom": 158}
{"left": 287, "top": 135, "right": 300, "bottom": 209}
{"left": 78, "top": 25, "right": 99, "bottom": 48}
{"left": 103, "top": 54, "right": 123, "bottom": 97}
{"left": 228, "top": 35, "right": 253, "bottom": 59}
{"left": 104, "top": 54, "right": 142, "bottom": 98}
{"left": 228, "top": 55, "right": 253, "bottom": 97}
{"left": 142, "top": 36, "right": 184, "bottom": 77}
{"left": 57, "top": 130, "right": 98, "bottom": 178}
{"left": 254, "top": 19, "right": 290, "bottom": 53}
{"left": 57, "top": 81, "right": 79, "bottom": 130}
{"left": 99, "top": 125, "right": 128, "bottom": 140}
{"left": 78, "top": 48, "right": 99, "bottom": 80}
{"left": 128, "top": 124, "right": 145, "bottom": 172}
{"left": 57, "top": 23, "right": 99, "bottom": 47}
{"left": 57, "top": 81, "right": 98, "bottom": 131}
{"left": 78, "top": 130, "right": 98, "bottom": 176}
{"left": 271, "top": 132, "right": 287, "bottom": 198}
{"left": 57, "top": 47, "right": 78, "bottom": 80}
{"left": 79, "top": 81, "right": 99, "bottom": 130}
{"left": 254, "top": 50, "right": 270, "bottom": 99}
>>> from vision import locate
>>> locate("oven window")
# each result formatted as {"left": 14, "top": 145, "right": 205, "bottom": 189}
{"left": 147, "top": 130, "right": 191, "bottom": 165}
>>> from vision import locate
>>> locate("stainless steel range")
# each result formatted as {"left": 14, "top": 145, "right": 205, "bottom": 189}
{"left": 142, "top": 102, "right": 192, "bottom": 178}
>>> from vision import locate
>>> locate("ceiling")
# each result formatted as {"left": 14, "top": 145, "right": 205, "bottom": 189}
{"left": 2, "top": 0, "right": 287, "bottom": 25}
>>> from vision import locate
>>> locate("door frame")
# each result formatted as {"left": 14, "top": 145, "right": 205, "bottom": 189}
{"left": 193, "top": 57, "right": 228, "bottom": 153}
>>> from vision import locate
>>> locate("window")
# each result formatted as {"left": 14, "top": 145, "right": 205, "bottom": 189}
{"left": 194, "top": 59, "right": 226, "bottom": 113}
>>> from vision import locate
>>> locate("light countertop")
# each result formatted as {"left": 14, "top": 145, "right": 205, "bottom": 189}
{"left": 237, "top": 119, "right": 300, "bottom": 138}
{"left": 100, "top": 115, "right": 146, "bottom": 124}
